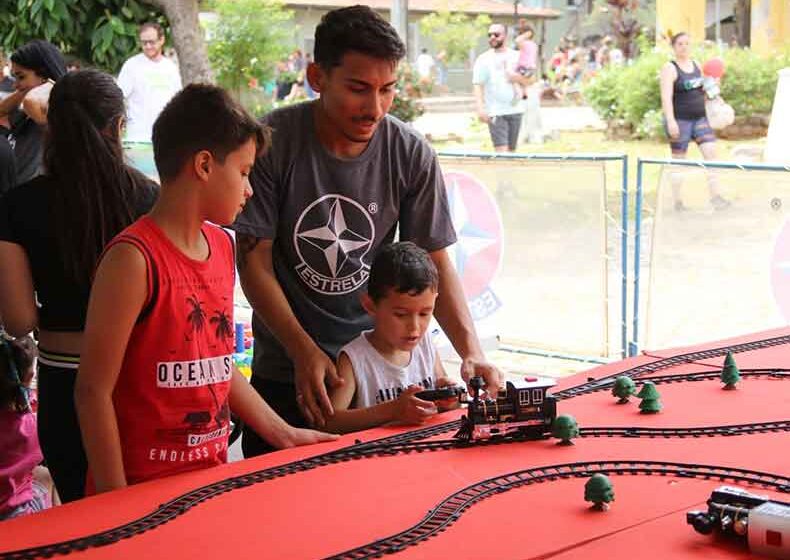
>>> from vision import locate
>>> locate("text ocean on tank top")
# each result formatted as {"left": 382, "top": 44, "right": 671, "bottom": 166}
{"left": 105, "top": 216, "right": 235, "bottom": 485}
{"left": 340, "top": 331, "right": 436, "bottom": 409}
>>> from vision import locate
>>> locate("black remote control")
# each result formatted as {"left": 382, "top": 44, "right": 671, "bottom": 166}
{"left": 415, "top": 386, "right": 466, "bottom": 401}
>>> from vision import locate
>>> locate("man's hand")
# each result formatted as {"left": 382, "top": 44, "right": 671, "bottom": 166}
{"left": 477, "top": 110, "right": 491, "bottom": 124}
{"left": 391, "top": 385, "right": 438, "bottom": 424}
{"left": 293, "top": 346, "right": 344, "bottom": 428}
{"left": 277, "top": 426, "right": 340, "bottom": 448}
{"left": 461, "top": 356, "right": 504, "bottom": 396}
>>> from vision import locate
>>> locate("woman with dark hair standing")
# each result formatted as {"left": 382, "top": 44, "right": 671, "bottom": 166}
{"left": 0, "top": 69, "right": 158, "bottom": 502}
{"left": 0, "top": 40, "right": 66, "bottom": 187}
{"left": 659, "top": 32, "right": 729, "bottom": 211}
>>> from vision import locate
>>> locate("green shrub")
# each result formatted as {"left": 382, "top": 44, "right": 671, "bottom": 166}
{"left": 584, "top": 44, "right": 790, "bottom": 136}
{"left": 390, "top": 63, "right": 429, "bottom": 123}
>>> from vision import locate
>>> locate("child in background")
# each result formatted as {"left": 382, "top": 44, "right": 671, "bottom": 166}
{"left": 325, "top": 242, "right": 461, "bottom": 434}
{"left": 75, "top": 84, "right": 337, "bottom": 494}
{"left": 0, "top": 335, "right": 55, "bottom": 520}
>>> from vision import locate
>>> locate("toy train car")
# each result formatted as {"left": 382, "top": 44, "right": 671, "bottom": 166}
{"left": 454, "top": 375, "right": 557, "bottom": 441}
{"left": 687, "top": 486, "right": 790, "bottom": 559}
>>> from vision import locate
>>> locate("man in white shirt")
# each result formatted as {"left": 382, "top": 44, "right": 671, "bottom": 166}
{"left": 473, "top": 23, "right": 524, "bottom": 152}
{"left": 415, "top": 48, "right": 434, "bottom": 81}
{"left": 117, "top": 22, "right": 182, "bottom": 143}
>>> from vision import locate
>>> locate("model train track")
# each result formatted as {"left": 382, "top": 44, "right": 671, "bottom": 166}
{"left": 324, "top": 460, "right": 790, "bottom": 560}
{"left": 553, "top": 334, "right": 790, "bottom": 400}
{"left": 359, "top": 420, "right": 790, "bottom": 455}
{"left": 6, "top": 416, "right": 789, "bottom": 560}
{"left": 557, "top": 368, "right": 790, "bottom": 398}
{"left": 5, "top": 336, "right": 790, "bottom": 559}
{"left": 0, "top": 422, "right": 462, "bottom": 560}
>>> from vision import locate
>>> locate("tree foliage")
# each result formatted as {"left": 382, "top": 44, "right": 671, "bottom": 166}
{"left": 0, "top": 0, "right": 166, "bottom": 73}
{"left": 419, "top": 7, "right": 491, "bottom": 65}
{"left": 612, "top": 375, "right": 636, "bottom": 403}
{"left": 389, "top": 63, "right": 429, "bottom": 123}
{"left": 206, "top": 0, "right": 294, "bottom": 96}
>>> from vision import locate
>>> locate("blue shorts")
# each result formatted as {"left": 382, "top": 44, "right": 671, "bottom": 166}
{"left": 665, "top": 117, "right": 716, "bottom": 153}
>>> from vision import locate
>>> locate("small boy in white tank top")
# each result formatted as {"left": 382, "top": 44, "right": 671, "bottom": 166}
{"left": 326, "top": 242, "right": 461, "bottom": 434}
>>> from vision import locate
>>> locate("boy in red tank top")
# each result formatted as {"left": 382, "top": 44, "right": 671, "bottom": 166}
{"left": 75, "top": 84, "right": 337, "bottom": 494}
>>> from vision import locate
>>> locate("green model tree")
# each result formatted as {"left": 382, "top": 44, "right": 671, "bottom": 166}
{"left": 551, "top": 414, "right": 580, "bottom": 445}
{"left": 721, "top": 351, "right": 741, "bottom": 390}
{"left": 611, "top": 375, "right": 637, "bottom": 403}
{"left": 636, "top": 381, "right": 662, "bottom": 413}
{"left": 584, "top": 473, "right": 615, "bottom": 511}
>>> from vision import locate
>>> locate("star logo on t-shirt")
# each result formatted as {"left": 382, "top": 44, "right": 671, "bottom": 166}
{"left": 297, "top": 198, "right": 371, "bottom": 277}
{"left": 293, "top": 195, "right": 375, "bottom": 295}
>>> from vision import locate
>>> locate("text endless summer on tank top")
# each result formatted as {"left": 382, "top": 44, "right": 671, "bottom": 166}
{"left": 339, "top": 331, "right": 436, "bottom": 409}
{"left": 104, "top": 216, "right": 235, "bottom": 485}
{"left": 671, "top": 61, "right": 706, "bottom": 120}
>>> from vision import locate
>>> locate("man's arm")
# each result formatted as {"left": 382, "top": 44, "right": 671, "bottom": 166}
{"left": 236, "top": 234, "right": 343, "bottom": 427}
{"left": 430, "top": 248, "right": 503, "bottom": 394}
{"left": 75, "top": 243, "right": 148, "bottom": 494}
{"left": 473, "top": 84, "right": 489, "bottom": 123}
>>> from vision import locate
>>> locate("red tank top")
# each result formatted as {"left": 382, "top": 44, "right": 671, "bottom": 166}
{"left": 105, "top": 216, "right": 236, "bottom": 485}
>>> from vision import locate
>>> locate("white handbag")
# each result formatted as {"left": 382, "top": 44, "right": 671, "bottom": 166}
{"left": 705, "top": 97, "right": 735, "bottom": 130}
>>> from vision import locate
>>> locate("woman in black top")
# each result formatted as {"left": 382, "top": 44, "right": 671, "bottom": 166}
{"left": 659, "top": 32, "right": 728, "bottom": 211}
{"left": 0, "top": 40, "right": 66, "bottom": 187}
{"left": 0, "top": 70, "right": 158, "bottom": 502}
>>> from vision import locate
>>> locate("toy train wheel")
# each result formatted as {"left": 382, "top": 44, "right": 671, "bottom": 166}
{"left": 454, "top": 415, "right": 473, "bottom": 442}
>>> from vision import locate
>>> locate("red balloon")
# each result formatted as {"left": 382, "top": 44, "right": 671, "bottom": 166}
{"left": 703, "top": 57, "right": 725, "bottom": 78}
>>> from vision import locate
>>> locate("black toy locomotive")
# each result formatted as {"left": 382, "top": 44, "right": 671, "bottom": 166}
{"left": 687, "top": 486, "right": 790, "bottom": 559}
{"left": 454, "top": 375, "right": 557, "bottom": 441}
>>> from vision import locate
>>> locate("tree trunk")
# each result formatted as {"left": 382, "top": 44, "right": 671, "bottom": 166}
{"left": 146, "top": 0, "right": 213, "bottom": 85}
{"left": 734, "top": 0, "right": 751, "bottom": 48}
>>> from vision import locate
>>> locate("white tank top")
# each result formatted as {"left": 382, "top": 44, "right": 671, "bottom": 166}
{"left": 339, "top": 330, "right": 436, "bottom": 408}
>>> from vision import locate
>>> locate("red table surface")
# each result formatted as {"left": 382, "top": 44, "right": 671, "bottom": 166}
{"left": 1, "top": 328, "right": 789, "bottom": 559}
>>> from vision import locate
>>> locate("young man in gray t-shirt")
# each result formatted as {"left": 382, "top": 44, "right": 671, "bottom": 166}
{"left": 233, "top": 5, "right": 503, "bottom": 456}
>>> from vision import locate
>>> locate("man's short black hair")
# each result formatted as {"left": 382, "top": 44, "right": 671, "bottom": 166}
{"left": 152, "top": 84, "right": 270, "bottom": 182}
{"left": 367, "top": 242, "right": 438, "bottom": 302}
{"left": 314, "top": 5, "right": 406, "bottom": 69}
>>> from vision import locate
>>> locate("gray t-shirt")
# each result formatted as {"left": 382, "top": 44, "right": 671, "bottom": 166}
{"left": 233, "top": 101, "right": 457, "bottom": 383}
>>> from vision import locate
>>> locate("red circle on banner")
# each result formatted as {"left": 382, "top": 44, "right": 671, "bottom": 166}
{"left": 443, "top": 171, "right": 504, "bottom": 299}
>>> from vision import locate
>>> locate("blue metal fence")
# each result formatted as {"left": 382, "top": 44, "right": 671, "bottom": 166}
{"left": 437, "top": 151, "right": 629, "bottom": 359}
{"left": 630, "top": 157, "right": 790, "bottom": 356}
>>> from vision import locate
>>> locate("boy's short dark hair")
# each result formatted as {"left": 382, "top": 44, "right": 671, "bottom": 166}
{"left": 367, "top": 242, "right": 438, "bottom": 302}
{"left": 152, "top": 84, "right": 270, "bottom": 182}
{"left": 0, "top": 335, "right": 37, "bottom": 413}
{"left": 314, "top": 5, "right": 406, "bottom": 69}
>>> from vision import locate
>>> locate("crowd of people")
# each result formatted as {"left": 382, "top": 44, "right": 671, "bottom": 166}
{"left": 0, "top": 5, "right": 503, "bottom": 522}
